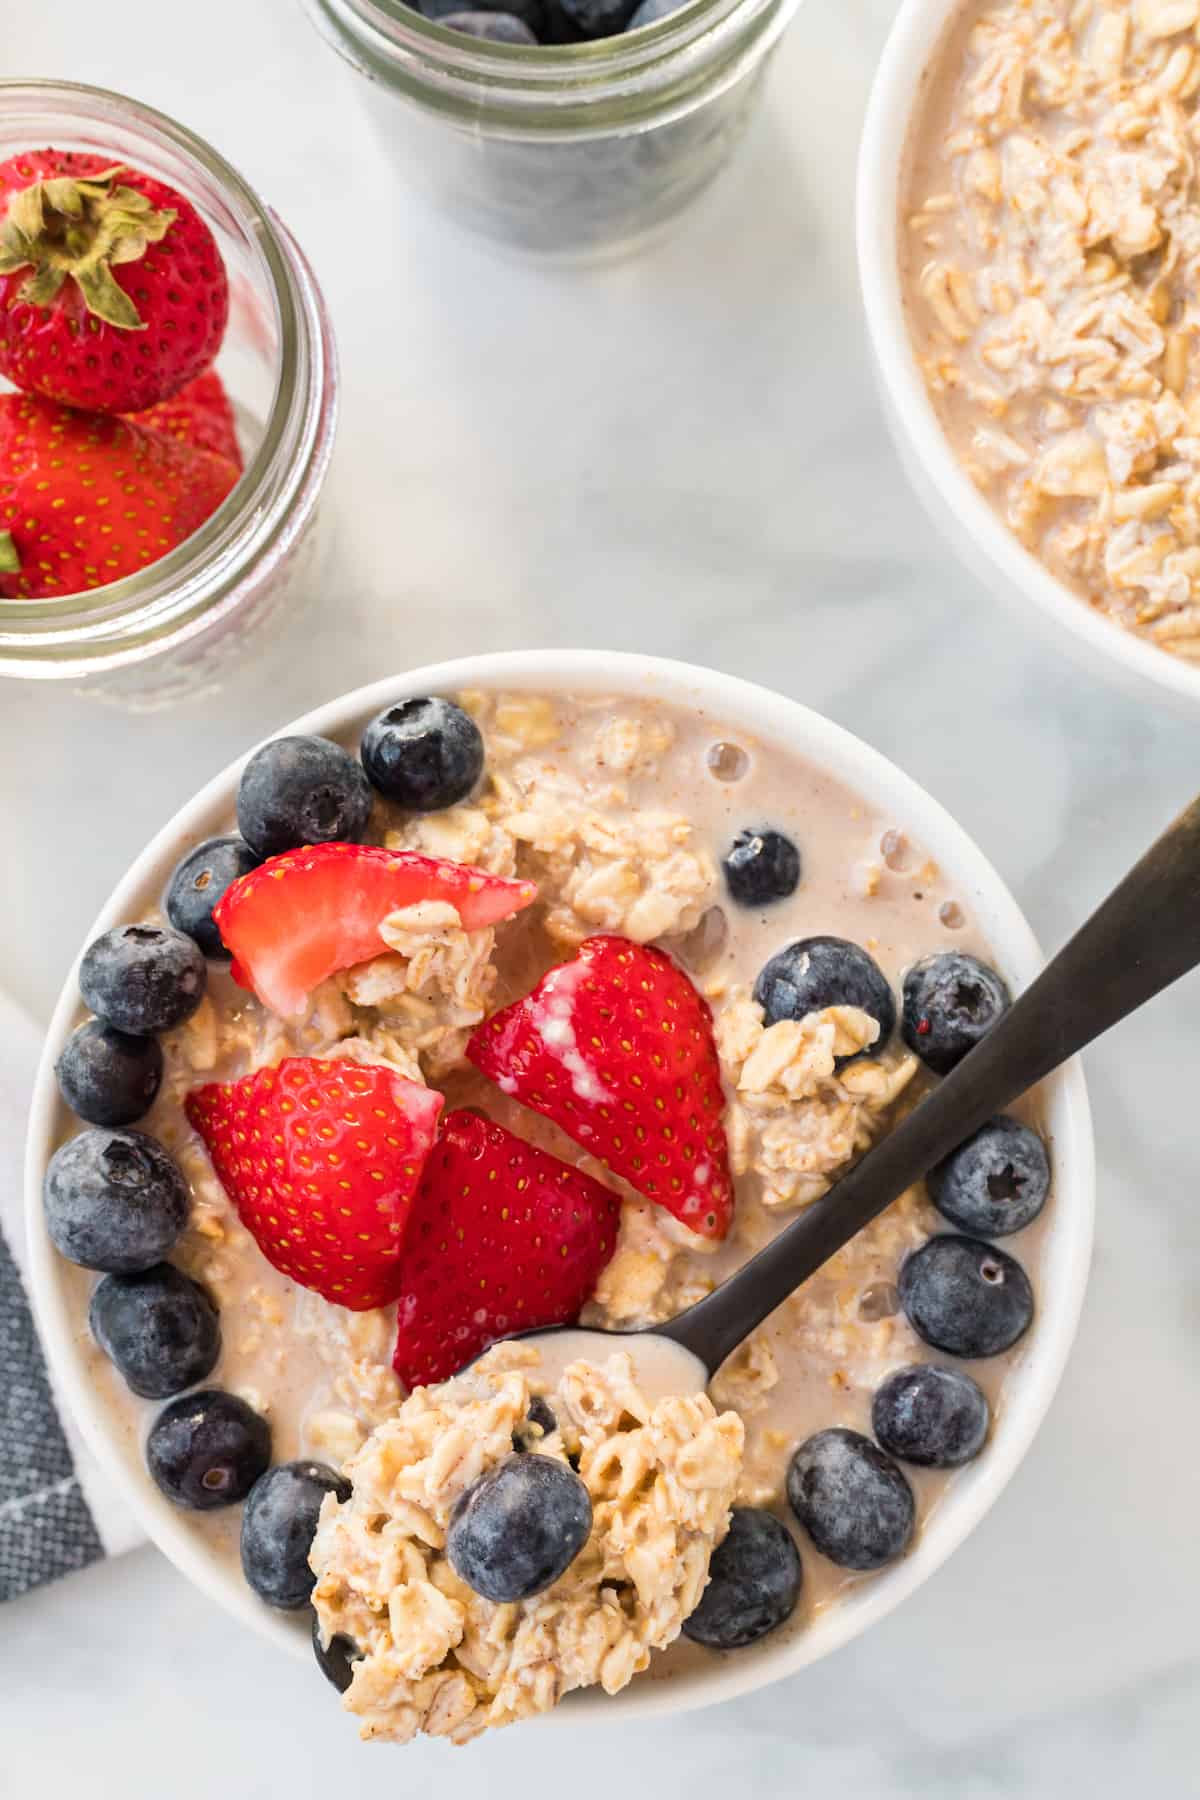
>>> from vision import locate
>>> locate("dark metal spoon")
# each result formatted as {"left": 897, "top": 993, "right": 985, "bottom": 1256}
{"left": 518, "top": 794, "right": 1200, "bottom": 1397}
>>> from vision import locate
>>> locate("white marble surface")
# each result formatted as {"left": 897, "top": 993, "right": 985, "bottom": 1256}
{"left": 3, "top": 1, "right": 1198, "bottom": 1792}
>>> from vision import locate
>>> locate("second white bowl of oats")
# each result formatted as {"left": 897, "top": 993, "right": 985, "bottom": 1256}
{"left": 26, "top": 651, "right": 1093, "bottom": 1738}
{"left": 859, "top": 0, "right": 1200, "bottom": 711}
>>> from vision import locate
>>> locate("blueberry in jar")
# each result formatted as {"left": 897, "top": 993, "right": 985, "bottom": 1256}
{"left": 434, "top": 6, "right": 539, "bottom": 35}
{"left": 682, "top": 1508, "right": 803, "bottom": 1649}
{"left": 44, "top": 1128, "right": 189, "bottom": 1273}
{"left": 165, "top": 835, "right": 259, "bottom": 960}
{"left": 360, "top": 697, "right": 485, "bottom": 813}
{"left": 871, "top": 1364, "right": 990, "bottom": 1469}
{"left": 79, "top": 924, "right": 206, "bottom": 1036}
{"left": 627, "top": 0, "right": 686, "bottom": 23}
{"left": 419, "top": 0, "right": 545, "bottom": 28}
{"left": 722, "top": 828, "right": 801, "bottom": 908}
{"left": 311, "top": 1610, "right": 362, "bottom": 1694}
{"left": 786, "top": 1428, "right": 915, "bottom": 1570}
{"left": 146, "top": 1389, "right": 271, "bottom": 1510}
{"left": 237, "top": 735, "right": 372, "bottom": 860}
{"left": 55, "top": 1021, "right": 163, "bottom": 1128}
{"left": 753, "top": 936, "right": 895, "bottom": 1060}
{"left": 901, "top": 952, "right": 1011, "bottom": 1075}
{"left": 556, "top": 0, "right": 638, "bottom": 32}
{"left": 89, "top": 1263, "right": 220, "bottom": 1400}
{"left": 446, "top": 1454, "right": 592, "bottom": 1602}
{"left": 241, "top": 1461, "right": 351, "bottom": 1609}
{"left": 899, "top": 1235, "right": 1034, "bottom": 1358}
{"left": 927, "top": 1116, "right": 1050, "bottom": 1238}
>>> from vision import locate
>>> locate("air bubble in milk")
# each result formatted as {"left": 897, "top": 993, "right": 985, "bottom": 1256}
{"left": 706, "top": 742, "right": 749, "bottom": 783}
{"left": 858, "top": 1281, "right": 900, "bottom": 1322}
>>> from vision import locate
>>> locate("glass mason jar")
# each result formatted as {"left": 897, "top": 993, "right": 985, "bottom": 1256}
{"left": 0, "top": 81, "right": 338, "bottom": 706}
{"left": 303, "top": 0, "right": 803, "bottom": 257}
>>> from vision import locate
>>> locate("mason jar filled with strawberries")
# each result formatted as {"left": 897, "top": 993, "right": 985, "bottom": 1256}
{"left": 0, "top": 81, "right": 337, "bottom": 702}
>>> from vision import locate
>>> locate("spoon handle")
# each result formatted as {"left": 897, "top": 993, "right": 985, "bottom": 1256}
{"left": 659, "top": 794, "right": 1200, "bottom": 1377}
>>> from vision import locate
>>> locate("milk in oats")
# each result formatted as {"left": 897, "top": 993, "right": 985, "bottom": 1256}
{"left": 902, "top": 0, "right": 1200, "bottom": 661}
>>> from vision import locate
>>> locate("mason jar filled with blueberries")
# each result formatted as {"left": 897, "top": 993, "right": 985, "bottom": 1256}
{"left": 302, "top": 0, "right": 803, "bottom": 256}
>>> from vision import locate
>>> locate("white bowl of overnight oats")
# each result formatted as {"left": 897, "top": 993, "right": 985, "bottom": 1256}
{"left": 859, "top": 0, "right": 1200, "bottom": 712}
{"left": 25, "top": 651, "right": 1093, "bottom": 1738}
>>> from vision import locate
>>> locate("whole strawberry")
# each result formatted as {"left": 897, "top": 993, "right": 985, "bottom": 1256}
{"left": 468, "top": 935, "right": 735, "bottom": 1239}
{"left": 392, "top": 1109, "right": 621, "bottom": 1388}
{"left": 186, "top": 1057, "right": 444, "bottom": 1311}
{"left": 0, "top": 392, "right": 239, "bottom": 600}
{"left": 0, "top": 149, "right": 229, "bottom": 413}
{"left": 133, "top": 369, "right": 242, "bottom": 469}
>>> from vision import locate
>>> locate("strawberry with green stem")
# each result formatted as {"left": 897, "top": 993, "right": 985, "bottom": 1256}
{"left": 0, "top": 149, "right": 229, "bottom": 414}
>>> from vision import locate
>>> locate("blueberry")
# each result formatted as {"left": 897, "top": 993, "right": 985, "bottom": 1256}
{"left": 555, "top": 0, "right": 637, "bottom": 32}
{"left": 872, "top": 1364, "right": 990, "bottom": 1468}
{"left": 447, "top": 1454, "right": 592, "bottom": 1602}
{"left": 626, "top": 0, "right": 685, "bottom": 22}
{"left": 514, "top": 1395, "right": 558, "bottom": 1450}
{"left": 682, "top": 1508, "right": 803, "bottom": 1650}
{"left": 420, "top": 0, "right": 544, "bottom": 28}
{"left": 928, "top": 1116, "right": 1050, "bottom": 1238}
{"left": 360, "top": 698, "right": 485, "bottom": 813}
{"left": 165, "top": 836, "right": 259, "bottom": 960}
{"left": 786, "top": 1428, "right": 915, "bottom": 1570}
{"left": 241, "top": 1461, "right": 351, "bottom": 1609}
{"left": 899, "top": 1235, "right": 1034, "bottom": 1358}
{"left": 311, "top": 1610, "right": 362, "bottom": 1693}
{"left": 55, "top": 1021, "right": 162, "bottom": 1127}
{"left": 901, "top": 953, "right": 1011, "bottom": 1075}
{"left": 44, "top": 1128, "right": 189, "bottom": 1273}
{"left": 237, "top": 735, "right": 372, "bottom": 860}
{"left": 79, "top": 925, "right": 206, "bottom": 1036}
{"left": 753, "top": 936, "right": 895, "bottom": 1059}
{"left": 436, "top": 7, "right": 539, "bottom": 35}
{"left": 722, "top": 829, "right": 801, "bottom": 908}
{"left": 146, "top": 1389, "right": 271, "bottom": 1510}
{"left": 89, "top": 1264, "right": 220, "bottom": 1400}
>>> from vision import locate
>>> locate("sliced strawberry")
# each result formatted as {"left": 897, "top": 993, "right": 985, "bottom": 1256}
{"left": 391, "top": 1109, "right": 620, "bottom": 1389}
{"left": 185, "top": 1056, "right": 443, "bottom": 1310}
{"left": 467, "top": 935, "right": 734, "bottom": 1240}
{"left": 213, "top": 842, "right": 537, "bottom": 1018}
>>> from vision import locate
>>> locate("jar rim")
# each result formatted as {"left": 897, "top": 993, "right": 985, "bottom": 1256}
{"left": 308, "top": 0, "right": 800, "bottom": 126}
{"left": 0, "top": 79, "right": 336, "bottom": 674}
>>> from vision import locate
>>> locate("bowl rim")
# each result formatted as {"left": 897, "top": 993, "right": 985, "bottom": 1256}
{"left": 855, "top": 0, "right": 1200, "bottom": 715}
{"left": 23, "top": 648, "right": 1095, "bottom": 1725}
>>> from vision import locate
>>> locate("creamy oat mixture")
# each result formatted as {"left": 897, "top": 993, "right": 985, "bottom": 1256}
{"left": 904, "top": 0, "right": 1200, "bottom": 660}
{"left": 310, "top": 1344, "right": 742, "bottom": 1743}
{"left": 63, "top": 688, "right": 1045, "bottom": 1710}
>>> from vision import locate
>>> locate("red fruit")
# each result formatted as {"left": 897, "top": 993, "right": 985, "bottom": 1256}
{"left": 0, "top": 149, "right": 229, "bottom": 413}
{"left": 185, "top": 1057, "right": 444, "bottom": 1311}
{"left": 214, "top": 842, "right": 538, "bottom": 1019}
{"left": 467, "top": 936, "right": 734, "bottom": 1240}
{"left": 133, "top": 369, "right": 242, "bottom": 469}
{"left": 0, "top": 392, "right": 239, "bottom": 600}
{"left": 391, "top": 1109, "right": 621, "bottom": 1389}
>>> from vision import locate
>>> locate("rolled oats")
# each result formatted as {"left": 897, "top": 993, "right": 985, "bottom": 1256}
{"left": 310, "top": 1348, "right": 743, "bottom": 1744}
{"left": 905, "top": 0, "right": 1200, "bottom": 659}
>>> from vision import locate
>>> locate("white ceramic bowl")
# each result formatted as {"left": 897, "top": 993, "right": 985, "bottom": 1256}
{"left": 857, "top": 0, "right": 1200, "bottom": 717}
{"left": 25, "top": 649, "right": 1094, "bottom": 1725}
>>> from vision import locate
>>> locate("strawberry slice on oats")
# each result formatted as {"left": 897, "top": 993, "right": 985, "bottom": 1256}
{"left": 213, "top": 841, "right": 537, "bottom": 1018}
{"left": 185, "top": 1056, "right": 443, "bottom": 1310}
{"left": 467, "top": 935, "right": 734, "bottom": 1239}
{"left": 391, "top": 1109, "right": 621, "bottom": 1388}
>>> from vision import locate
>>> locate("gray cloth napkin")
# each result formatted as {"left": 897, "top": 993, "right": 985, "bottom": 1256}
{"left": 0, "top": 992, "right": 141, "bottom": 1601}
